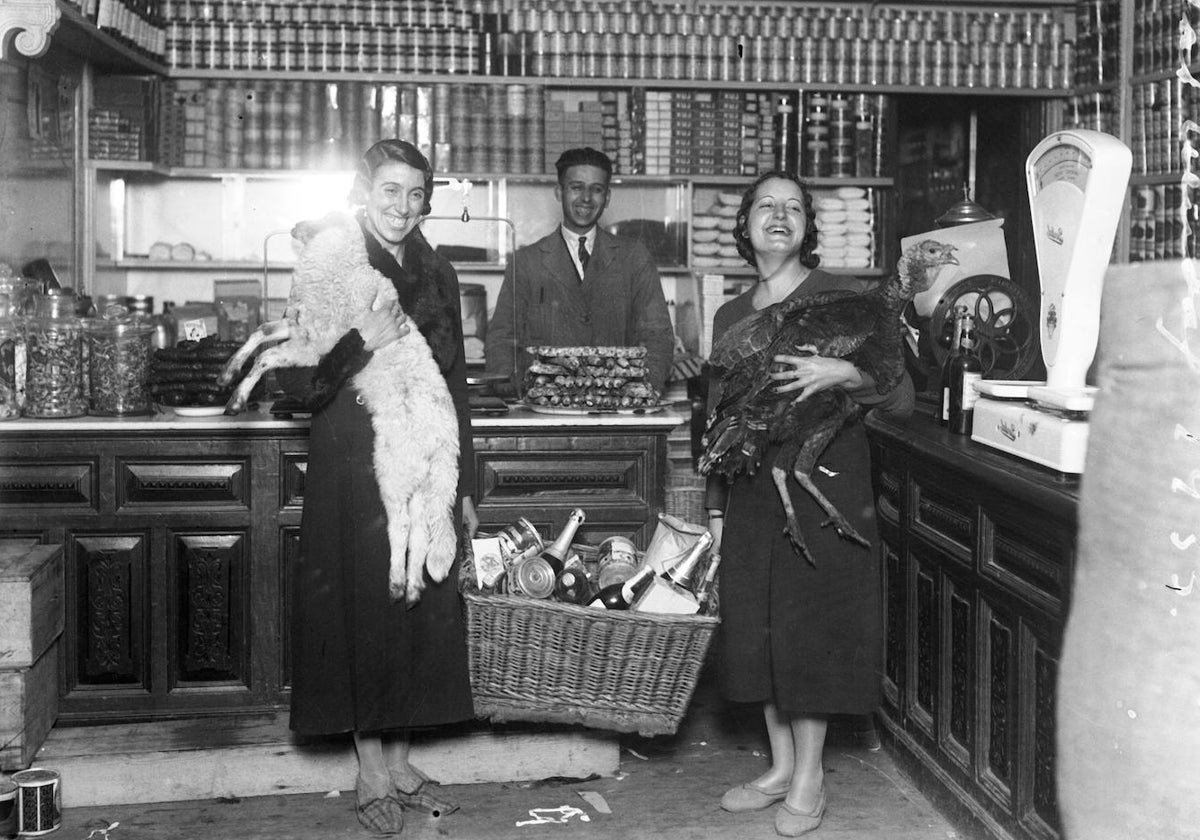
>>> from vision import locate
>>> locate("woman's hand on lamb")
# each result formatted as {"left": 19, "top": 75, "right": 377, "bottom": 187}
{"left": 360, "top": 302, "right": 411, "bottom": 352}
{"left": 770, "top": 348, "right": 863, "bottom": 401}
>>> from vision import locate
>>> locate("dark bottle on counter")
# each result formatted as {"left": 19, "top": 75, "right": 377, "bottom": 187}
{"left": 539, "top": 507, "right": 585, "bottom": 576}
{"left": 947, "top": 313, "right": 983, "bottom": 435}
{"left": 587, "top": 565, "right": 654, "bottom": 610}
{"left": 939, "top": 306, "right": 968, "bottom": 426}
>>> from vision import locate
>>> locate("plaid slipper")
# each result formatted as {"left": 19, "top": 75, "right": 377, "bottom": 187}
{"left": 392, "top": 780, "right": 460, "bottom": 817}
{"left": 356, "top": 794, "right": 404, "bottom": 835}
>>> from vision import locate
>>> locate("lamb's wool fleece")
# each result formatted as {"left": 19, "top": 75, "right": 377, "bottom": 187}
{"left": 286, "top": 214, "right": 460, "bottom": 604}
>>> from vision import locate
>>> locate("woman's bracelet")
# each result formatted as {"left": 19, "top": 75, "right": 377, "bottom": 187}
{"left": 707, "top": 510, "right": 724, "bottom": 519}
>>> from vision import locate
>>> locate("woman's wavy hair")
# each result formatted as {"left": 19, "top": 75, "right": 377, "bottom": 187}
{"left": 351, "top": 139, "right": 435, "bottom": 216}
{"left": 733, "top": 170, "right": 820, "bottom": 270}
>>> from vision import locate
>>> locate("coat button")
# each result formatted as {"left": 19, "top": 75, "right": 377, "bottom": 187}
{"left": 356, "top": 394, "right": 366, "bottom": 405}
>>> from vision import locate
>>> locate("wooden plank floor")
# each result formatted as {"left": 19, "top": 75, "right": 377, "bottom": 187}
{"left": 58, "top": 671, "right": 982, "bottom": 840}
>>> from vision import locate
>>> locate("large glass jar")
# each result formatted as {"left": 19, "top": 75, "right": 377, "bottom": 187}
{"left": 24, "top": 292, "right": 87, "bottom": 418}
{"left": 0, "top": 316, "right": 20, "bottom": 420}
{"left": 82, "top": 314, "right": 154, "bottom": 416}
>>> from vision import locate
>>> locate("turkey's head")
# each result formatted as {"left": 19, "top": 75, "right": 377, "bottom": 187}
{"left": 895, "top": 240, "right": 959, "bottom": 300}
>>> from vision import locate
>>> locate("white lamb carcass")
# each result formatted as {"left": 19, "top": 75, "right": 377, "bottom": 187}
{"left": 219, "top": 213, "right": 459, "bottom": 605}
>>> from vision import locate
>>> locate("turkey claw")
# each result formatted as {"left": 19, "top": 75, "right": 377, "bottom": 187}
{"left": 784, "top": 522, "right": 818, "bottom": 566}
{"left": 821, "top": 517, "right": 870, "bottom": 549}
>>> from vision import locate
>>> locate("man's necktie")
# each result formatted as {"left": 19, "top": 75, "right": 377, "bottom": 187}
{"left": 577, "top": 235, "right": 590, "bottom": 279}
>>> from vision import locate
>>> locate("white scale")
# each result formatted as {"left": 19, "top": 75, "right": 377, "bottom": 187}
{"left": 970, "top": 129, "right": 1132, "bottom": 473}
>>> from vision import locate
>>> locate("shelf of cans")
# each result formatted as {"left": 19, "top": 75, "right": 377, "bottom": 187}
{"left": 94, "top": 74, "right": 894, "bottom": 179}
{"left": 1128, "top": 80, "right": 1200, "bottom": 178}
{"left": 1073, "top": 0, "right": 1121, "bottom": 86}
{"left": 1128, "top": 184, "right": 1200, "bottom": 263}
{"left": 64, "top": 0, "right": 169, "bottom": 61}
{"left": 156, "top": 0, "right": 1074, "bottom": 93}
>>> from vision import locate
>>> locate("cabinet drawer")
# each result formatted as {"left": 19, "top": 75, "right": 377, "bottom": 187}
{"left": 911, "top": 477, "right": 974, "bottom": 560}
{"left": 117, "top": 458, "right": 249, "bottom": 508}
{"left": 0, "top": 459, "right": 96, "bottom": 509}
{"left": 983, "top": 507, "right": 1073, "bottom": 617}
{"left": 477, "top": 452, "right": 647, "bottom": 506}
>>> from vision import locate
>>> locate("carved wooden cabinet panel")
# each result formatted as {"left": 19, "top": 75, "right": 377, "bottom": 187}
{"left": 472, "top": 425, "right": 669, "bottom": 548}
{"left": 0, "top": 430, "right": 306, "bottom": 723}
{"left": 0, "top": 416, "right": 673, "bottom": 724}
{"left": 866, "top": 410, "right": 1077, "bottom": 840}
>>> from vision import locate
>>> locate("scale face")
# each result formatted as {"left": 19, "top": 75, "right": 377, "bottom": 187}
{"left": 1025, "top": 130, "right": 1131, "bottom": 392}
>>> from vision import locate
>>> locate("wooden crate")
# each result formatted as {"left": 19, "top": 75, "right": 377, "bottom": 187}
{"left": 0, "top": 541, "right": 64, "bottom": 669}
{"left": 0, "top": 640, "right": 59, "bottom": 770}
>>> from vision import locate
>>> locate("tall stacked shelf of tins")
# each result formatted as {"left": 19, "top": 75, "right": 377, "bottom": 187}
{"left": 68, "top": 0, "right": 1076, "bottom": 356}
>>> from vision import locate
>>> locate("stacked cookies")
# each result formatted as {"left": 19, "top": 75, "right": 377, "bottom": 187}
{"left": 522, "top": 345, "right": 660, "bottom": 409}
{"left": 812, "top": 186, "right": 875, "bottom": 269}
{"left": 690, "top": 191, "right": 744, "bottom": 269}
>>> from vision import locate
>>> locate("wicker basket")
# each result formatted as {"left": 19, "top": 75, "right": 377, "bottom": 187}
{"left": 464, "top": 545, "right": 719, "bottom": 737}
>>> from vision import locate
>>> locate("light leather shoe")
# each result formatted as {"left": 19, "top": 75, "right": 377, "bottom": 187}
{"left": 720, "top": 781, "right": 789, "bottom": 812}
{"left": 774, "top": 788, "right": 826, "bottom": 837}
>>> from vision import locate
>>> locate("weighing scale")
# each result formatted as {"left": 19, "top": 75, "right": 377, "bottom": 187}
{"left": 970, "top": 129, "right": 1131, "bottom": 473}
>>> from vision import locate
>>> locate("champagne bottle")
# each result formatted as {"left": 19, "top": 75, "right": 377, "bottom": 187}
{"left": 948, "top": 314, "right": 983, "bottom": 436}
{"left": 939, "top": 306, "right": 967, "bottom": 426}
{"left": 539, "top": 508, "right": 585, "bottom": 575}
{"left": 661, "top": 531, "right": 715, "bottom": 594}
{"left": 587, "top": 565, "right": 654, "bottom": 610}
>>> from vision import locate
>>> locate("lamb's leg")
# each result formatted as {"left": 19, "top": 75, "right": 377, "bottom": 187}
{"left": 224, "top": 335, "right": 320, "bottom": 414}
{"left": 772, "top": 465, "right": 814, "bottom": 565}
{"left": 217, "top": 319, "right": 291, "bottom": 386}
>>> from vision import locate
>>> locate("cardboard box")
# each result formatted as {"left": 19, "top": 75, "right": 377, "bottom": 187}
{"left": 0, "top": 542, "right": 63, "bottom": 669}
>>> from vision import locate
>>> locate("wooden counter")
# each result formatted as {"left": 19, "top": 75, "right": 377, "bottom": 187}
{"left": 0, "top": 404, "right": 682, "bottom": 724}
{"left": 865, "top": 408, "right": 1079, "bottom": 840}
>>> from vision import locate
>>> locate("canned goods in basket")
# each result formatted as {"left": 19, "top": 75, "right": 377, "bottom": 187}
{"left": 505, "top": 554, "right": 557, "bottom": 599}
{"left": 497, "top": 517, "right": 543, "bottom": 561}
{"left": 597, "top": 535, "right": 639, "bottom": 589}
{"left": 13, "top": 768, "right": 61, "bottom": 836}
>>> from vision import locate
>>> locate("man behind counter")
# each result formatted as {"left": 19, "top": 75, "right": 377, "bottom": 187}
{"left": 484, "top": 147, "right": 674, "bottom": 396}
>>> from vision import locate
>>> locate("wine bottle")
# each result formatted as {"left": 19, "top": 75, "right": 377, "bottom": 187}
{"left": 661, "top": 531, "right": 715, "bottom": 594}
{"left": 553, "top": 553, "right": 594, "bottom": 605}
{"left": 587, "top": 565, "right": 654, "bottom": 610}
{"left": 539, "top": 508, "right": 585, "bottom": 575}
{"left": 939, "top": 306, "right": 968, "bottom": 425}
{"left": 948, "top": 314, "right": 983, "bottom": 436}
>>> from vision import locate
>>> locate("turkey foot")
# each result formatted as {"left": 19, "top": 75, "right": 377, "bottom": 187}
{"left": 773, "top": 467, "right": 816, "bottom": 565}
{"left": 793, "top": 469, "right": 871, "bottom": 550}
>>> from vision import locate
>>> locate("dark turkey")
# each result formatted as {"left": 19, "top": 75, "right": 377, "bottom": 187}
{"left": 700, "top": 239, "right": 959, "bottom": 564}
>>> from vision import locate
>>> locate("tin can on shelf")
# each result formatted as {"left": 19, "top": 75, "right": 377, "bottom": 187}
{"left": 597, "top": 535, "right": 639, "bottom": 590}
{"left": 12, "top": 768, "right": 60, "bottom": 837}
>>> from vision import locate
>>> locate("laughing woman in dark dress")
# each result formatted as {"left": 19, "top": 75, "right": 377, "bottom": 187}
{"left": 276, "top": 140, "right": 477, "bottom": 836}
{"left": 704, "top": 172, "right": 913, "bottom": 837}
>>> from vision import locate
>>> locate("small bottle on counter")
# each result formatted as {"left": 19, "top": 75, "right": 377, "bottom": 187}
{"left": 947, "top": 313, "right": 982, "bottom": 436}
{"left": 939, "top": 305, "right": 967, "bottom": 426}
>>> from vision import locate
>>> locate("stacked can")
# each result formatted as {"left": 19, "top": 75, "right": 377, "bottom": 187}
{"left": 282, "top": 82, "right": 304, "bottom": 168}
{"left": 487, "top": 85, "right": 507, "bottom": 173}
{"left": 803, "top": 94, "right": 830, "bottom": 179}
{"left": 264, "top": 81, "right": 285, "bottom": 169}
{"left": 449, "top": 84, "right": 472, "bottom": 171}
{"left": 828, "top": 94, "right": 854, "bottom": 177}
{"left": 433, "top": 83, "right": 453, "bottom": 172}
{"left": 506, "top": 84, "right": 528, "bottom": 173}
{"left": 468, "top": 86, "right": 490, "bottom": 172}
{"left": 526, "top": 85, "right": 546, "bottom": 174}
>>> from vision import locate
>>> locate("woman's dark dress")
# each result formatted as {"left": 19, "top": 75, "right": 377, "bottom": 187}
{"left": 705, "top": 269, "right": 913, "bottom": 716}
{"left": 281, "top": 223, "right": 476, "bottom": 735}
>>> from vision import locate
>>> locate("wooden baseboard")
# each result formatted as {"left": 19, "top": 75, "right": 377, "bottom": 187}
{"left": 35, "top": 713, "right": 620, "bottom": 807}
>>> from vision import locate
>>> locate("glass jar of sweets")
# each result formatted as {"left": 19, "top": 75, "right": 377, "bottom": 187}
{"left": 82, "top": 313, "right": 155, "bottom": 416}
{"left": 24, "top": 291, "right": 87, "bottom": 418}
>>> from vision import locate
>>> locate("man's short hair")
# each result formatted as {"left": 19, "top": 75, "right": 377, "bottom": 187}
{"left": 554, "top": 147, "right": 613, "bottom": 181}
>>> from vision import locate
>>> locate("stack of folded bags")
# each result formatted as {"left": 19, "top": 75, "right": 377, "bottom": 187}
{"left": 811, "top": 186, "right": 876, "bottom": 269}
{"left": 690, "top": 191, "right": 745, "bottom": 269}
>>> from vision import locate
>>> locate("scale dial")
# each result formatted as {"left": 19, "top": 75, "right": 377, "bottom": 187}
{"left": 1030, "top": 144, "right": 1092, "bottom": 193}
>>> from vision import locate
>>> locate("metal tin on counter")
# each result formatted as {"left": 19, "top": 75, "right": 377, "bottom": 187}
{"left": 0, "top": 776, "right": 14, "bottom": 837}
{"left": 13, "top": 768, "right": 60, "bottom": 837}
